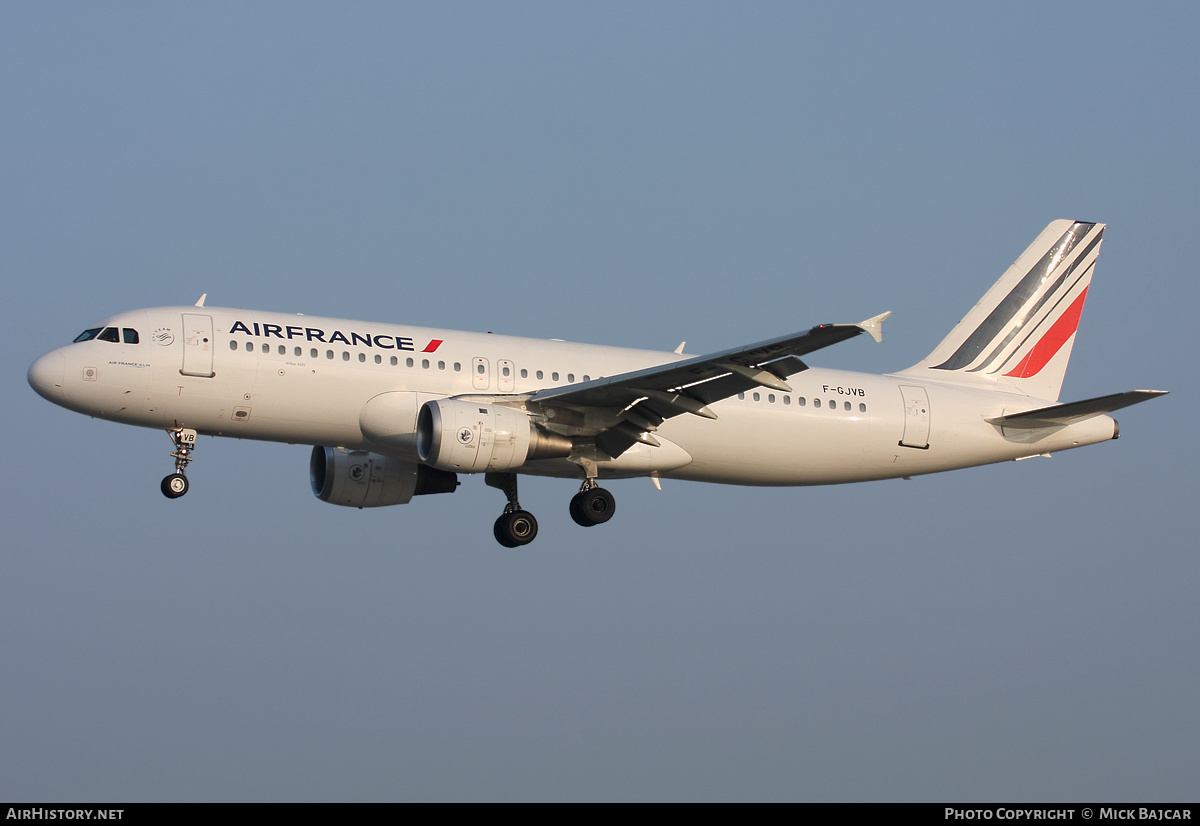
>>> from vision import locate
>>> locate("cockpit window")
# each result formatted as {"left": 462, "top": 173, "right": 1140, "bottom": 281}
{"left": 122, "top": 328, "right": 139, "bottom": 344}
{"left": 73, "top": 328, "right": 102, "bottom": 342}
{"left": 98, "top": 327, "right": 120, "bottom": 342}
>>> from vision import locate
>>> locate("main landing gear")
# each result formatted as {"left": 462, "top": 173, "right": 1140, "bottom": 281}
{"left": 485, "top": 472, "right": 617, "bottom": 547}
{"left": 569, "top": 478, "right": 616, "bottom": 527}
{"left": 486, "top": 472, "right": 539, "bottom": 547}
{"left": 161, "top": 427, "right": 197, "bottom": 499}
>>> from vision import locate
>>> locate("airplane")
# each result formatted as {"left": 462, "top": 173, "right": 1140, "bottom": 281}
{"left": 27, "top": 220, "right": 1166, "bottom": 547}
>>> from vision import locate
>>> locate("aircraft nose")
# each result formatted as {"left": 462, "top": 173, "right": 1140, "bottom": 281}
{"left": 28, "top": 351, "right": 66, "bottom": 402}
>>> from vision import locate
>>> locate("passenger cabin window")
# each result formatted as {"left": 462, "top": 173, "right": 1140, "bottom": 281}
{"left": 98, "top": 327, "right": 120, "bottom": 343}
{"left": 74, "top": 328, "right": 102, "bottom": 342}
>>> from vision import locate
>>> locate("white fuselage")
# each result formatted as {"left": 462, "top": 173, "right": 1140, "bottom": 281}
{"left": 28, "top": 305, "right": 1118, "bottom": 486}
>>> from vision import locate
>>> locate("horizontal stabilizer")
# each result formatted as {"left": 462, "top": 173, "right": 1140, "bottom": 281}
{"left": 986, "top": 390, "right": 1168, "bottom": 429}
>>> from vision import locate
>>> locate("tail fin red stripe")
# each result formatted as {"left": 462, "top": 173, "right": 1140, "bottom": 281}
{"left": 1004, "top": 287, "right": 1088, "bottom": 379}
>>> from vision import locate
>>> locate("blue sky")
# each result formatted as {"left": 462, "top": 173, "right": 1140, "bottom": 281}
{"left": 2, "top": 2, "right": 1196, "bottom": 801}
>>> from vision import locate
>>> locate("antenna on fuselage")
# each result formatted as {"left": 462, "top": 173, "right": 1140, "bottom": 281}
{"left": 194, "top": 294, "right": 207, "bottom": 307}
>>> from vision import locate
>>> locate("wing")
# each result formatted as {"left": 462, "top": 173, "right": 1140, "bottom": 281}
{"left": 527, "top": 312, "right": 891, "bottom": 458}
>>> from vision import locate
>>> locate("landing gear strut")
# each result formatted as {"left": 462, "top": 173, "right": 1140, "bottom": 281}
{"left": 569, "top": 477, "right": 616, "bottom": 527}
{"left": 161, "top": 427, "right": 197, "bottom": 499}
{"left": 486, "top": 472, "right": 539, "bottom": 547}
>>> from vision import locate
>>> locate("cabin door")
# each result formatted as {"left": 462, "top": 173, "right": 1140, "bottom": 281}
{"left": 898, "top": 385, "right": 930, "bottom": 449}
{"left": 180, "top": 313, "right": 215, "bottom": 378}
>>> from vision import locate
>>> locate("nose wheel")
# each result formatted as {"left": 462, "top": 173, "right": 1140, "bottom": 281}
{"left": 569, "top": 480, "right": 615, "bottom": 527}
{"left": 161, "top": 473, "right": 189, "bottom": 499}
{"left": 161, "top": 427, "right": 197, "bottom": 499}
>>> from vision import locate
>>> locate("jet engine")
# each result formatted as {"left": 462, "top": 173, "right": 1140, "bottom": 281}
{"left": 416, "top": 399, "right": 572, "bottom": 472}
{"left": 310, "top": 446, "right": 458, "bottom": 508}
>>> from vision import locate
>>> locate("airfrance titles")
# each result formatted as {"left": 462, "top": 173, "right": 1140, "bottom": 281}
{"left": 228, "top": 320, "right": 443, "bottom": 353}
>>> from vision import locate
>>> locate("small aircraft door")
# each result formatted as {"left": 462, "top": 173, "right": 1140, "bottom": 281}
{"left": 472, "top": 357, "right": 490, "bottom": 391}
{"left": 497, "top": 360, "right": 515, "bottom": 392}
{"left": 180, "top": 313, "right": 216, "bottom": 378}
{"left": 898, "top": 385, "right": 930, "bottom": 449}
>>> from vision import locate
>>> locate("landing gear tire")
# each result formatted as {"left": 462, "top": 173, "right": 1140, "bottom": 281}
{"left": 163, "top": 428, "right": 197, "bottom": 499}
{"left": 570, "top": 487, "right": 615, "bottom": 527}
{"left": 494, "top": 510, "right": 538, "bottom": 547}
{"left": 161, "top": 473, "right": 189, "bottom": 499}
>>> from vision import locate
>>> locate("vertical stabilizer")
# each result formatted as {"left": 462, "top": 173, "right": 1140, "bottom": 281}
{"left": 901, "top": 220, "right": 1104, "bottom": 401}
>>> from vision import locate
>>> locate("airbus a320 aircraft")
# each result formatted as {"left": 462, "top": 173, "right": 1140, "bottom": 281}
{"left": 28, "top": 220, "right": 1165, "bottom": 546}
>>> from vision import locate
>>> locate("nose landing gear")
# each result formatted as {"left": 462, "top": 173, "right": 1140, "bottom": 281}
{"left": 161, "top": 427, "right": 197, "bottom": 499}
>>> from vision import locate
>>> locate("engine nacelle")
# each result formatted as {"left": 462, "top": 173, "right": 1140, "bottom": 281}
{"left": 310, "top": 446, "right": 458, "bottom": 508}
{"left": 416, "top": 399, "right": 572, "bottom": 472}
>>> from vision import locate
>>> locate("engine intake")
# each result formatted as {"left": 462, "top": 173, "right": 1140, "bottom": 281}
{"left": 310, "top": 446, "right": 457, "bottom": 508}
{"left": 416, "top": 399, "right": 572, "bottom": 472}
